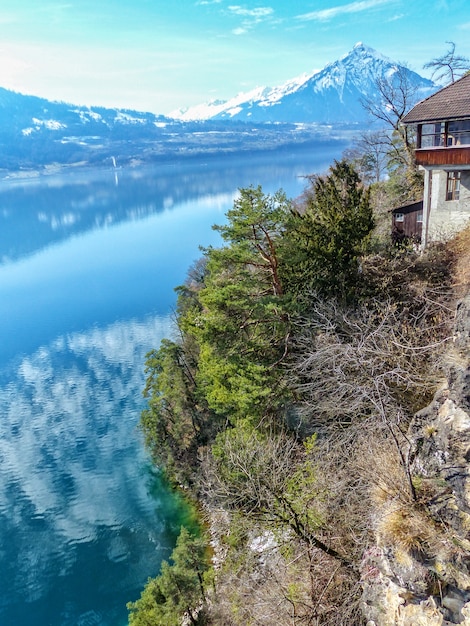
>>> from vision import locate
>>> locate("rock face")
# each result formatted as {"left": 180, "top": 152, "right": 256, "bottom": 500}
{"left": 362, "top": 295, "right": 470, "bottom": 625}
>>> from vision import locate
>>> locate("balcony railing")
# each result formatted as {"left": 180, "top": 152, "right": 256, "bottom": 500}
{"left": 414, "top": 146, "right": 470, "bottom": 167}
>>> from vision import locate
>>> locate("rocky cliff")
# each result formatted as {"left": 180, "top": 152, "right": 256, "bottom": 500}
{"left": 362, "top": 294, "right": 470, "bottom": 625}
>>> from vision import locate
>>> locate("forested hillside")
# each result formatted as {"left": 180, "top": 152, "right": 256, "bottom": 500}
{"left": 127, "top": 153, "right": 467, "bottom": 624}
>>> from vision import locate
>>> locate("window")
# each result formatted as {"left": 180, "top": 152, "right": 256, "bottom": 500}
{"left": 418, "top": 120, "right": 470, "bottom": 148}
{"left": 446, "top": 171, "right": 461, "bottom": 201}
{"left": 417, "top": 212, "right": 423, "bottom": 223}
{"left": 419, "top": 122, "right": 445, "bottom": 148}
{"left": 447, "top": 120, "right": 470, "bottom": 146}
{"left": 394, "top": 212, "right": 404, "bottom": 222}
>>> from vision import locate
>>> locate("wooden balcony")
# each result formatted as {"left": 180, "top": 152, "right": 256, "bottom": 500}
{"left": 415, "top": 146, "right": 470, "bottom": 167}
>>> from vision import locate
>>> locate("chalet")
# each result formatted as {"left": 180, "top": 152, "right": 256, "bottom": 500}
{"left": 402, "top": 73, "right": 470, "bottom": 246}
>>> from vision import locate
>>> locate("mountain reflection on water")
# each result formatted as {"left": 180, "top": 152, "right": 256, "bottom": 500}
{"left": 0, "top": 147, "right": 342, "bottom": 266}
{"left": 0, "top": 145, "right": 346, "bottom": 625}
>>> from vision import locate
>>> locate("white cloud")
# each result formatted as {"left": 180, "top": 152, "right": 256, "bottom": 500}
{"left": 228, "top": 6, "right": 274, "bottom": 18}
{"left": 227, "top": 5, "right": 274, "bottom": 34}
{"left": 387, "top": 12, "right": 404, "bottom": 22}
{"left": 297, "top": 0, "right": 393, "bottom": 22}
{"left": 232, "top": 26, "right": 248, "bottom": 35}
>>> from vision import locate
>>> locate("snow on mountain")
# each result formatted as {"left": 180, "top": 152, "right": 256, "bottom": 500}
{"left": 171, "top": 42, "right": 436, "bottom": 125}
{"left": 171, "top": 72, "right": 315, "bottom": 121}
{"left": 0, "top": 42, "right": 438, "bottom": 172}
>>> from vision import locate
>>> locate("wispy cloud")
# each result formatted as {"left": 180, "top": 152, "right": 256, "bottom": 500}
{"left": 387, "top": 12, "right": 404, "bottom": 22}
{"left": 297, "top": 0, "right": 393, "bottom": 22}
{"left": 228, "top": 6, "right": 274, "bottom": 19}
{"left": 228, "top": 5, "right": 275, "bottom": 35}
{"left": 458, "top": 21, "right": 470, "bottom": 30}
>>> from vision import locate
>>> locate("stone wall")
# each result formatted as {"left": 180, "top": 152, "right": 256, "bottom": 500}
{"left": 428, "top": 170, "right": 470, "bottom": 242}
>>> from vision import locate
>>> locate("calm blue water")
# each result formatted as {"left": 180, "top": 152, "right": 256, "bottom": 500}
{"left": 0, "top": 145, "right": 345, "bottom": 626}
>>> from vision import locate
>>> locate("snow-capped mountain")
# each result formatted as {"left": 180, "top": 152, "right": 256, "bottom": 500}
{"left": 0, "top": 87, "right": 192, "bottom": 173}
{"left": 171, "top": 43, "right": 436, "bottom": 124}
{"left": 0, "top": 86, "right": 171, "bottom": 137}
{"left": 0, "top": 43, "right": 438, "bottom": 174}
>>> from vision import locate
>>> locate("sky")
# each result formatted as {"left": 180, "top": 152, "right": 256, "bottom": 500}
{"left": 0, "top": 0, "right": 469, "bottom": 115}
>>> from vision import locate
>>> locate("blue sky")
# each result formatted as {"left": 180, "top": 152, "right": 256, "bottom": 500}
{"left": 0, "top": 0, "right": 469, "bottom": 114}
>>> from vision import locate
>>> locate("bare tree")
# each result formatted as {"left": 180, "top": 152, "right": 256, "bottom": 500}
{"left": 203, "top": 428, "right": 364, "bottom": 625}
{"left": 204, "top": 427, "right": 354, "bottom": 568}
{"left": 288, "top": 295, "right": 452, "bottom": 501}
{"left": 424, "top": 41, "right": 470, "bottom": 84}
{"left": 210, "top": 529, "right": 364, "bottom": 626}
{"left": 342, "top": 130, "right": 390, "bottom": 184}
{"left": 361, "top": 64, "right": 422, "bottom": 173}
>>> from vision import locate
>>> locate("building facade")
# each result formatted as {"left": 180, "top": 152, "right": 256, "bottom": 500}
{"left": 402, "top": 74, "right": 470, "bottom": 246}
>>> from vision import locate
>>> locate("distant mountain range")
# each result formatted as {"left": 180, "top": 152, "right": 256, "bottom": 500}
{"left": 171, "top": 43, "right": 436, "bottom": 124}
{"left": 0, "top": 43, "right": 436, "bottom": 175}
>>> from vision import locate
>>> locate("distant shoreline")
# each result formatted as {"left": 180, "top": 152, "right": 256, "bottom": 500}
{"left": 0, "top": 134, "right": 353, "bottom": 184}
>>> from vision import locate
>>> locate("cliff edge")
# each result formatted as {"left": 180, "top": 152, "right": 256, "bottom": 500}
{"left": 362, "top": 292, "right": 470, "bottom": 625}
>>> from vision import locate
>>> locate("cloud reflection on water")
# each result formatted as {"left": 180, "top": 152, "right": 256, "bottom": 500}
{"left": 0, "top": 314, "right": 178, "bottom": 612}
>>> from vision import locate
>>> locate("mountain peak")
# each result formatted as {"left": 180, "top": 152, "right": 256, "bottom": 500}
{"left": 170, "top": 44, "right": 436, "bottom": 124}
{"left": 351, "top": 41, "right": 376, "bottom": 54}
{"left": 344, "top": 42, "right": 392, "bottom": 64}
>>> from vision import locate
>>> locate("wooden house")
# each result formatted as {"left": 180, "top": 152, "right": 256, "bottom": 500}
{"left": 391, "top": 199, "right": 423, "bottom": 244}
{"left": 402, "top": 73, "right": 470, "bottom": 246}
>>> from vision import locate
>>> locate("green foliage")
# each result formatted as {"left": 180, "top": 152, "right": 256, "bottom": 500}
{"left": 137, "top": 168, "right": 381, "bottom": 621}
{"left": 285, "top": 160, "right": 374, "bottom": 301}
{"left": 212, "top": 185, "right": 292, "bottom": 298}
{"left": 127, "top": 527, "right": 210, "bottom": 626}
{"left": 140, "top": 338, "right": 219, "bottom": 485}
{"left": 196, "top": 343, "right": 274, "bottom": 418}
{"left": 140, "top": 168, "right": 377, "bottom": 486}
{"left": 186, "top": 186, "right": 296, "bottom": 423}
{"left": 131, "top": 134, "right": 465, "bottom": 624}
{"left": 140, "top": 186, "right": 301, "bottom": 487}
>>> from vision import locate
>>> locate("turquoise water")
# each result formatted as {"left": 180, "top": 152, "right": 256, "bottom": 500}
{"left": 0, "top": 146, "right": 345, "bottom": 625}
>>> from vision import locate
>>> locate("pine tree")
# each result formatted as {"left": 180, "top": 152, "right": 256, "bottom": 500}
{"left": 285, "top": 160, "right": 373, "bottom": 301}
{"left": 127, "top": 527, "right": 209, "bottom": 626}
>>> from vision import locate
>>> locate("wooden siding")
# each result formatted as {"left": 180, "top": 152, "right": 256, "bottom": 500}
{"left": 415, "top": 146, "right": 470, "bottom": 167}
{"left": 391, "top": 201, "right": 423, "bottom": 242}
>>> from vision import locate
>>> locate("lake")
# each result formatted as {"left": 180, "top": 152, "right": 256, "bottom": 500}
{"left": 0, "top": 144, "right": 346, "bottom": 626}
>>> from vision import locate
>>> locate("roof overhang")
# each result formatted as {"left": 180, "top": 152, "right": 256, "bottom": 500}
{"left": 391, "top": 199, "right": 423, "bottom": 214}
{"left": 403, "top": 114, "right": 470, "bottom": 125}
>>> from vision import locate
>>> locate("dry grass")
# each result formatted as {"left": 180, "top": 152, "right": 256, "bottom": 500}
{"left": 447, "top": 223, "right": 470, "bottom": 297}
{"left": 376, "top": 503, "right": 436, "bottom": 554}
{"left": 365, "top": 431, "right": 451, "bottom": 562}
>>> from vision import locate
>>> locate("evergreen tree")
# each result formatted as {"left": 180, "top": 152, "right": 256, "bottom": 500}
{"left": 190, "top": 186, "right": 295, "bottom": 422}
{"left": 127, "top": 527, "right": 209, "bottom": 626}
{"left": 285, "top": 160, "right": 373, "bottom": 301}
{"left": 140, "top": 339, "right": 211, "bottom": 484}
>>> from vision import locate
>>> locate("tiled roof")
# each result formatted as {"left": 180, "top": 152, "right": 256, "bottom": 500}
{"left": 402, "top": 73, "right": 470, "bottom": 124}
